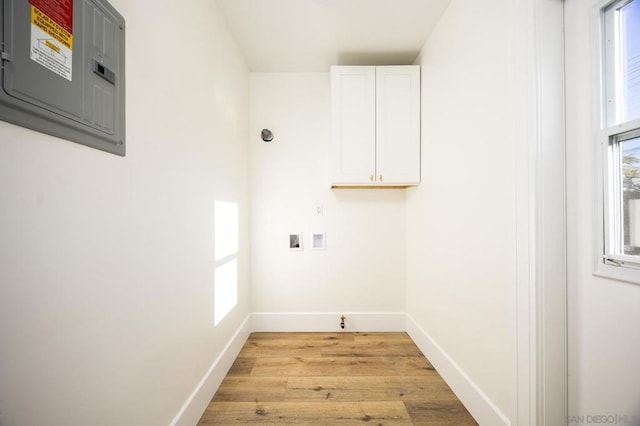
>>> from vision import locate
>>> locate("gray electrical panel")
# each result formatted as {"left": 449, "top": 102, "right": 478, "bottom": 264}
{"left": 0, "top": 0, "right": 125, "bottom": 156}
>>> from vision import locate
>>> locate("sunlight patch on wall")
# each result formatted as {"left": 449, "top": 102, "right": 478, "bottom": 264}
{"left": 214, "top": 200, "right": 239, "bottom": 326}
{"left": 214, "top": 258, "right": 238, "bottom": 325}
{"left": 215, "top": 200, "right": 239, "bottom": 261}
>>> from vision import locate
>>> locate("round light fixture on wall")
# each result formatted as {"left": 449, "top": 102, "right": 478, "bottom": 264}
{"left": 261, "top": 128, "right": 274, "bottom": 142}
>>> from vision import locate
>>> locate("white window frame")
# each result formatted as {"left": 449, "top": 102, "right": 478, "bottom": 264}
{"left": 594, "top": 0, "right": 640, "bottom": 283}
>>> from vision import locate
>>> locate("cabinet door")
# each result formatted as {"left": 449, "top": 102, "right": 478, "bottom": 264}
{"left": 330, "top": 66, "right": 376, "bottom": 185}
{"left": 375, "top": 66, "right": 421, "bottom": 184}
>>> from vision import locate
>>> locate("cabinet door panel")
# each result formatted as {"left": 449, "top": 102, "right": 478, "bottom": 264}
{"left": 330, "top": 67, "right": 376, "bottom": 184}
{"left": 375, "top": 66, "right": 421, "bottom": 184}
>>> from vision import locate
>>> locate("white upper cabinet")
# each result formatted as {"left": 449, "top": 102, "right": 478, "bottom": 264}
{"left": 330, "top": 66, "right": 377, "bottom": 185}
{"left": 330, "top": 65, "right": 420, "bottom": 187}
{"left": 375, "top": 66, "right": 421, "bottom": 185}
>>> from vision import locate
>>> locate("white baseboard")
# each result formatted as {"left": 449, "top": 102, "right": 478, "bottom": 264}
{"left": 251, "top": 311, "right": 406, "bottom": 332}
{"left": 406, "top": 315, "right": 510, "bottom": 426}
{"left": 170, "top": 315, "right": 251, "bottom": 426}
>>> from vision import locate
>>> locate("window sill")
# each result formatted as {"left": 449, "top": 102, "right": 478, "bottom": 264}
{"left": 593, "top": 261, "right": 640, "bottom": 286}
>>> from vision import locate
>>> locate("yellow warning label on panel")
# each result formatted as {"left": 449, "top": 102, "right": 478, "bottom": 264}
{"left": 30, "top": 5, "right": 73, "bottom": 81}
{"left": 31, "top": 6, "right": 73, "bottom": 50}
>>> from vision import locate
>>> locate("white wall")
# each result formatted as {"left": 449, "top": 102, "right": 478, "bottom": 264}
{"left": 406, "top": 0, "right": 518, "bottom": 423}
{"left": 0, "top": 1, "right": 250, "bottom": 425}
{"left": 565, "top": 0, "right": 640, "bottom": 421}
{"left": 249, "top": 73, "right": 407, "bottom": 321}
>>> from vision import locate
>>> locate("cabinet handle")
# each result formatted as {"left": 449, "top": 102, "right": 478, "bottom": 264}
{"left": 369, "top": 174, "right": 374, "bottom": 182}
{"left": 379, "top": 175, "right": 383, "bottom": 182}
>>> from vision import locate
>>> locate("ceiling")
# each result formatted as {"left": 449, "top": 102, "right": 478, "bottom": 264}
{"left": 214, "top": 0, "right": 452, "bottom": 72}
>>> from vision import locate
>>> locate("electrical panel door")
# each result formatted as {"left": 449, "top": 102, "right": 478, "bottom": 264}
{"left": 0, "top": 0, "right": 125, "bottom": 155}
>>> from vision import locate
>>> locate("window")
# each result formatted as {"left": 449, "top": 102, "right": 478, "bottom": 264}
{"left": 599, "top": 0, "right": 640, "bottom": 279}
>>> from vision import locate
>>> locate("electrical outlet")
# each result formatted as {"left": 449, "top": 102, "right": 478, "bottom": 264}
{"left": 315, "top": 204, "right": 323, "bottom": 216}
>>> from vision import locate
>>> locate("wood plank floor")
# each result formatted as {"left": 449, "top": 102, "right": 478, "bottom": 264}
{"left": 198, "top": 332, "right": 478, "bottom": 425}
